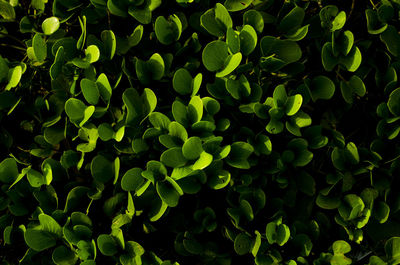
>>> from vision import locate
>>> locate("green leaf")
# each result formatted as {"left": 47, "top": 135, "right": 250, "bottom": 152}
{"left": 340, "top": 75, "right": 366, "bottom": 104}
{"left": 121, "top": 168, "right": 144, "bottom": 192}
{"left": 285, "top": 94, "right": 303, "bottom": 116}
{"left": 366, "top": 9, "right": 388, "bottom": 35}
{"left": 5, "top": 66, "right": 22, "bottom": 90}
{"left": 77, "top": 16, "right": 87, "bottom": 50}
{"left": 333, "top": 30, "right": 354, "bottom": 56}
{"left": 333, "top": 240, "right": 351, "bottom": 255}
{"left": 385, "top": 237, "right": 400, "bottom": 263}
{"left": 321, "top": 42, "right": 337, "bottom": 71}
{"left": 188, "top": 96, "right": 203, "bottom": 123}
{"left": 374, "top": 201, "right": 390, "bottom": 224}
{"left": 91, "top": 155, "right": 114, "bottom": 183}
{"left": 227, "top": 27, "right": 240, "bottom": 54}
{"left": 331, "top": 11, "right": 346, "bottom": 31}
{"left": 33, "top": 33, "right": 47, "bottom": 62}
{"left": 85, "top": 45, "right": 100, "bottom": 64}
{"left": 260, "top": 36, "right": 302, "bottom": 64}
{"left": 65, "top": 98, "right": 87, "bottom": 124}
{"left": 42, "top": 17, "right": 60, "bottom": 35}
{"left": 234, "top": 233, "right": 252, "bottom": 255}
{"left": 202, "top": 40, "right": 229, "bottom": 72}
{"left": 98, "top": 123, "right": 115, "bottom": 141}
{"left": 224, "top": 0, "right": 252, "bottom": 12}
{"left": 278, "top": 6, "right": 305, "bottom": 33}
{"left": 101, "top": 30, "right": 116, "bottom": 60}
{"left": 52, "top": 245, "right": 78, "bottom": 265}
{"left": 388, "top": 88, "right": 400, "bottom": 116}
{"left": 136, "top": 53, "right": 165, "bottom": 85}
{"left": 243, "top": 10, "right": 264, "bottom": 34}
{"left": 226, "top": 142, "right": 254, "bottom": 169}
{"left": 156, "top": 176, "right": 182, "bottom": 207}
{"left": 0, "top": 158, "right": 18, "bottom": 183}
{"left": 182, "top": 137, "right": 203, "bottom": 160}
{"left": 240, "top": 25, "right": 257, "bottom": 56}
{"left": 160, "top": 147, "right": 188, "bottom": 168}
{"left": 64, "top": 186, "right": 90, "bottom": 212}
{"left": 0, "top": 0, "right": 15, "bottom": 20}
{"left": 381, "top": 25, "right": 400, "bottom": 57}
{"left": 24, "top": 229, "right": 57, "bottom": 251}
{"left": 155, "top": 14, "right": 182, "bottom": 45}
{"left": 27, "top": 169, "right": 45, "bottom": 187}
{"left": 173, "top": 68, "right": 192, "bottom": 95}
{"left": 309, "top": 75, "right": 335, "bottom": 101}
{"left": 276, "top": 223, "right": 290, "bottom": 246}
{"left": 216, "top": 52, "right": 242, "bottom": 78}
{"left": 39, "top": 213, "right": 62, "bottom": 237}
{"left": 97, "top": 234, "right": 118, "bottom": 256}
{"left": 340, "top": 46, "right": 362, "bottom": 72}
{"left": 200, "top": 3, "right": 232, "bottom": 37}
{"left": 192, "top": 151, "right": 213, "bottom": 170}
{"left": 80, "top": 79, "right": 100, "bottom": 105}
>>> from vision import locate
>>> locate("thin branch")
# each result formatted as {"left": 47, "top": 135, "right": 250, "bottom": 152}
{"left": 0, "top": 32, "right": 27, "bottom": 47}
{"left": 0, "top": 43, "right": 26, "bottom": 52}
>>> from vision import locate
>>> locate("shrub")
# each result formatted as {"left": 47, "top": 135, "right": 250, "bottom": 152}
{"left": 1, "top": 0, "right": 400, "bottom": 264}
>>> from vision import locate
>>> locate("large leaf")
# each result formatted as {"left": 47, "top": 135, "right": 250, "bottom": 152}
{"left": 24, "top": 229, "right": 57, "bottom": 251}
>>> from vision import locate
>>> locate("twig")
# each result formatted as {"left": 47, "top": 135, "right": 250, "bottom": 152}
{"left": 0, "top": 43, "right": 26, "bottom": 52}
{"left": 348, "top": 0, "right": 356, "bottom": 20}
{"left": 0, "top": 32, "right": 26, "bottom": 47}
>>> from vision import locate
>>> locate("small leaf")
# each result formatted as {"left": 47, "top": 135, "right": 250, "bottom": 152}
{"left": 80, "top": 79, "right": 100, "bottom": 105}
{"left": 173, "top": 68, "right": 193, "bottom": 95}
{"left": 42, "top": 17, "right": 60, "bottom": 35}
{"left": 332, "top": 240, "right": 351, "bottom": 255}
{"left": 91, "top": 155, "right": 114, "bottom": 183}
{"left": 202, "top": 40, "right": 229, "bottom": 72}
{"left": 85, "top": 45, "right": 100, "bottom": 63}
{"left": 155, "top": 14, "right": 182, "bottom": 45}
{"left": 285, "top": 94, "right": 303, "bottom": 116}
{"left": 24, "top": 229, "right": 57, "bottom": 251}
{"left": 224, "top": 0, "right": 252, "bottom": 12}
{"left": 388, "top": 88, "right": 400, "bottom": 116}
{"left": 101, "top": 30, "right": 116, "bottom": 60}
{"left": 200, "top": 3, "right": 232, "bottom": 37}
{"left": 156, "top": 177, "right": 182, "bottom": 207}
{"left": 52, "top": 245, "right": 78, "bottom": 265}
{"left": 97, "top": 234, "right": 118, "bottom": 256}
{"left": 33, "top": 33, "right": 47, "bottom": 62}
{"left": 160, "top": 147, "right": 188, "bottom": 168}
{"left": 0, "top": 158, "right": 18, "bottom": 183}
{"left": 121, "top": 168, "right": 144, "bottom": 192}
{"left": 234, "top": 233, "right": 252, "bottom": 255}
{"left": 182, "top": 137, "right": 203, "bottom": 160}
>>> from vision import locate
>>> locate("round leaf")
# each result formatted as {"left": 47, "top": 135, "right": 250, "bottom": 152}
{"left": 91, "top": 155, "right": 114, "bottom": 183}
{"left": 182, "top": 137, "right": 203, "bottom": 160}
{"left": 121, "top": 168, "right": 144, "bottom": 192}
{"left": 155, "top": 14, "right": 182, "bottom": 45}
{"left": 42, "top": 17, "right": 60, "bottom": 35}
{"left": 80, "top": 78, "right": 100, "bottom": 105}
{"left": 24, "top": 229, "right": 57, "bottom": 251}
{"left": 202, "top": 40, "right": 229, "bottom": 72}
{"left": 160, "top": 147, "right": 188, "bottom": 168}
{"left": 97, "top": 234, "right": 118, "bottom": 256}
{"left": 234, "top": 233, "right": 252, "bottom": 255}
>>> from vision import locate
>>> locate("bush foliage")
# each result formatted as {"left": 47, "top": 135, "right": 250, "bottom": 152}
{"left": 1, "top": 0, "right": 400, "bottom": 264}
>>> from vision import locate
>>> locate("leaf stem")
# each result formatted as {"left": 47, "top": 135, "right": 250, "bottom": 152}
{"left": 0, "top": 32, "right": 26, "bottom": 47}
{"left": 0, "top": 43, "right": 26, "bottom": 52}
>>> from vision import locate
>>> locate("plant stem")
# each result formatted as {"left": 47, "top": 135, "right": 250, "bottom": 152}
{"left": 0, "top": 32, "right": 26, "bottom": 47}
{"left": 0, "top": 43, "right": 26, "bottom": 52}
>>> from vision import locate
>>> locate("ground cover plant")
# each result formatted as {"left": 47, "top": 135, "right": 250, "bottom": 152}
{"left": 1, "top": 0, "right": 400, "bottom": 264}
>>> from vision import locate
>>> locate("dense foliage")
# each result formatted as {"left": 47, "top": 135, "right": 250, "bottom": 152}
{"left": 1, "top": 0, "right": 400, "bottom": 264}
